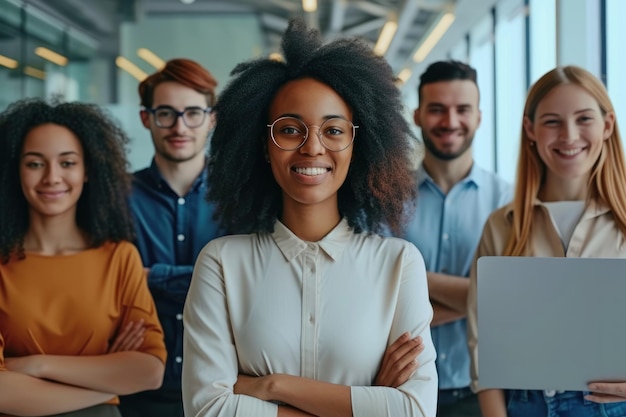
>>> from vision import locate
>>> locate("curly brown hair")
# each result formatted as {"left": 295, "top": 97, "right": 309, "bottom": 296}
{"left": 0, "top": 98, "right": 135, "bottom": 263}
{"left": 208, "top": 18, "right": 417, "bottom": 235}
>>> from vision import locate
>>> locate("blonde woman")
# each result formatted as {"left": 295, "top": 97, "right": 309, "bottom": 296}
{"left": 467, "top": 66, "right": 626, "bottom": 417}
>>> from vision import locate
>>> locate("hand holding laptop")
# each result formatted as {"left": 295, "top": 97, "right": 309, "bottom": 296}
{"left": 586, "top": 382, "right": 626, "bottom": 403}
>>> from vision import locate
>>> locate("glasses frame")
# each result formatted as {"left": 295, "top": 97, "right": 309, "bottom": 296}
{"left": 266, "top": 116, "right": 359, "bottom": 152}
{"left": 142, "top": 105, "right": 212, "bottom": 128}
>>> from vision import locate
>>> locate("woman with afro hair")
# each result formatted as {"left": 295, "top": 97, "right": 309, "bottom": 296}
{"left": 182, "top": 18, "right": 437, "bottom": 417}
{"left": 0, "top": 99, "right": 166, "bottom": 416}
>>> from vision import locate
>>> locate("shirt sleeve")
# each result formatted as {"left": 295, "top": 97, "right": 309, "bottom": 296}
{"left": 148, "top": 264, "right": 194, "bottom": 297}
{"left": 116, "top": 242, "right": 167, "bottom": 364}
{"left": 182, "top": 241, "right": 278, "bottom": 417}
{"left": 467, "top": 211, "right": 506, "bottom": 393}
{"left": 351, "top": 242, "right": 438, "bottom": 417}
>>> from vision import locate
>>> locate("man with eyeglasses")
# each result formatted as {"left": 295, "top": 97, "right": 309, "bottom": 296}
{"left": 119, "top": 58, "right": 223, "bottom": 417}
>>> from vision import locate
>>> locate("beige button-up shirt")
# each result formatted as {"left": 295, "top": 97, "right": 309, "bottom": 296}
{"left": 467, "top": 200, "right": 626, "bottom": 392}
{"left": 183, "top": 219, "right": 437, "bottom": 416}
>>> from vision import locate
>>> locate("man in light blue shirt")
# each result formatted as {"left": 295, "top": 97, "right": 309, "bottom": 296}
{"left": 403, "top": 60, "right": 512, "bottom": 416}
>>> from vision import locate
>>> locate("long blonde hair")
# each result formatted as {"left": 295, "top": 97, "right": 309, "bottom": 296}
{"left": 504, "top": 65, "right": 626, "bottom": 256}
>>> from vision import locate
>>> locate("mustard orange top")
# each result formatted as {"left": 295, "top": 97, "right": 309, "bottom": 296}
{"left": 0, "top": 241, "right": 166, "bottom": 404}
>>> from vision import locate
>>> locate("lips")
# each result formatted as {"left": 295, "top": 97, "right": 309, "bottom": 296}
{"left": 37, "top": 190, "right": 68, "bottom": 199}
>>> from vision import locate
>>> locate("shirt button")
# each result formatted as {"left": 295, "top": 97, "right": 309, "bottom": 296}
{"left": 177, "top": 197, "right": 185, "bottom": 205}
{"left": 177, "top": 234, "right": 185, "bottom": 242}
{"left": 440, "top": 353, "right": 447, "bottom": 360}
{"left": 544, "top": 390, "right": 556, "bottom": 397}
{"left": 175, "top": 356, "right": 182, "bottom": 363}
{"left": 176, "top": 313, "right": 183, "bottom": 320}
{"left": 309, "top": 314, "right": 314, "bottom": 323}
{"left": 442, "top": 233, "right": 449, "bottom": 240}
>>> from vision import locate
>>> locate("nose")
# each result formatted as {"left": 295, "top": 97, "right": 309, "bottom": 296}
{"left": 561, "top": 119, "right": 579, "bottom": 142}
{"left": 43, "top": 164, "right": 61, "bottom": 184}
{"left": 171, "top": 114, "right": 188, "bottom": 132}
{"left": 441, "top": 110, "right": 460, "bottom": 129}
{"left": 299, "top": 125, "right": 326, "bottom": 156}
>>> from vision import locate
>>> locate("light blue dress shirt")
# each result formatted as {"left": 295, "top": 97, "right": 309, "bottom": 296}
{"left": 403, "top": 163, "right": 512, "bottom": 390}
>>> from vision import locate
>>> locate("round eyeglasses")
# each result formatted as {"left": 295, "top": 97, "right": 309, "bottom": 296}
{"left": 267, "top": 116, "right": 358, "bottom": 152}
{"left": 142, "top": 106, "right": 212, "bottom": 128}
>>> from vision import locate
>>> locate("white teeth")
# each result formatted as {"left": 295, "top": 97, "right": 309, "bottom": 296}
{"left": 294, "top": 167, "right": 328, "bottom": 176}
{"left": 559, "top": 149, "right": 582, "bottom": 156}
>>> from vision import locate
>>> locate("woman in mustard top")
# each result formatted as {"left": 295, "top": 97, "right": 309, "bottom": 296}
{"left": 0, "top": 99, "right": 166, "bottom": 416}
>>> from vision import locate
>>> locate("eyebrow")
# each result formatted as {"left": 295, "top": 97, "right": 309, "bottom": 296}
{"left": 538, "top": 108, "right": 596, "bottom": 119}
{"left": 426, "top": 103, "right": 473, "bottom": 109}
{"left": 22, "top": 151, "right": 81, "bottom": 158}
{"left": 276, "top": 113, "right": 348, "bottom": 120}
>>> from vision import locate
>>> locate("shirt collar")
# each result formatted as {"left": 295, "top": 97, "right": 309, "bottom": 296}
{"left": 147, "top": 158, "right": 208, "bottom": 193}
{"left": 417, "top": 162, "right": 482, "bottom": 188}
{"left": 271, "top": 218, "right": 354, "bottom": 262}
{"left": 503, "top": 197, "right": 611, "bottom": 220}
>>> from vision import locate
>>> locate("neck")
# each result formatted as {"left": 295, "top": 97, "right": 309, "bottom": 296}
{"left": 24, "top": 211, "right": 88, "bottom": 255}
{"left": 280, "top": 198, "right": 341, "bottom": 242}
{"left": 422, "top": 149, "right": 473, "bottom": 194}
{"left": 540, "top": 174, "right": 589, "bottom": 202}
{"left": 154, "top": 153, "right": 206, "bottom": 196}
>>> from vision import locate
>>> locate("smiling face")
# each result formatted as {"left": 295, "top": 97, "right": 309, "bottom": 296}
{"left": 140, "top": 81, "right": 213, "bottom": 165}
{"left": 414, "top": 79, "right": 481, "bottom": 161}
{"left": 524, "top": 83, "right": 615, "bottom": 196}
{"left": 267, "top": 77, "right": 354, "bottom": 215}
{"left": 20, "top": 123, "right": 86, "bottom": 222}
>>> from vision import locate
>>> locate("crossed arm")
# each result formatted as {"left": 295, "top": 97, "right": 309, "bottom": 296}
{"left": 235, "top": 333, "right": 425, "bottom": 417}
{"left": 427, "top": 271, "right": 469, "bottom": 326}
{"left": 0, "top": 321, "right": 162, "bottom": 416}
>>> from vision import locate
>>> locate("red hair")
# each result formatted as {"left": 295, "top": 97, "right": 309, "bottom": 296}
{"left": 138, "top": 58, "right": 218, "bottom": 108}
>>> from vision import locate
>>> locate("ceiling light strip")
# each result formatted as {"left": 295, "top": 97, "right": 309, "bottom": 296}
{"left": 24, "top": 66, "right": 46, "bottom": 80}
{"left": 302, "top": 0, "right": 317, "bottom": 13}
{"left": 116, "top": 56, "right": 148, "bottom": 81}
{"left": 137, "top": 48, "right": 165, "bottom": 69}
{"left": 412, "top": 12, "right": 455, "bottom": 63}
{"left": 373, "top": 20, "right": 398, "bottom": 56}
{"left": 34, "top": 47, "right": 68, "bottom": 66}
{"left": 0, "top": 54, "right": 18, "bottom": 69}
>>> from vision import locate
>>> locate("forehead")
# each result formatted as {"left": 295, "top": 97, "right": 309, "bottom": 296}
{"left": 536, "top": 83, "right": 600, "bottom": 114}
{"left": 420, "top": 80, "right": 479, "bottom": 106}
{"left": 22, "top": 123, "right": 83, "bottom": 154}
{"left": 269, "top": 77, "right": 352, "bottom": 121}
{"left": 152, "top": 81, "right": 208, "bottom": 108}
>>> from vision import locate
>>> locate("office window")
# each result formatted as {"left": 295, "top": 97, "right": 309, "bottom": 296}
{"left": 495, "top": 0, "right": 526, "bottom": 183}
{"left": 606, "top": 0, "right": 626, "bottom": 130}
{"left": 470, "top": 14, "right": 495, "bottom": 172}
{"left": 528, "top": 0, "right": 556, "bottom": 84}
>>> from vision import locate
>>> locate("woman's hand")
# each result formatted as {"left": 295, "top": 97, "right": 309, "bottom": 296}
{"left": 374, "top": 332, "right": 424, "bottom": 388}
{"left": 586, "top": 382, "right": 626, "bottom": 403}
{"left": 108, "top": 320, "right": 146, "bottom": 353}
{"left": 234, "top": 374, "right": 275, "bottom": 401}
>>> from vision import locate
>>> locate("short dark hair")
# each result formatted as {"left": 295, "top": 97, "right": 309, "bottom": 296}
{"left": 0, "top": 98, "right": 135, "bottom": 263}
{"left": 418, "top": 60, "right": 478, "bottom": 103}
{"left": 207, "top": 18, "right": 417, "bottom": 236}
{"left": 139, "top": 58, "right": 218, "bottom": 108}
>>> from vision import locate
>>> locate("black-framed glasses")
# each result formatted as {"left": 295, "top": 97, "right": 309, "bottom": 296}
{"left": 267, "top": 116, "right": 358, "bottom": 152}
{"left": 142, "top": 105, "right": 212, "bottom": 128}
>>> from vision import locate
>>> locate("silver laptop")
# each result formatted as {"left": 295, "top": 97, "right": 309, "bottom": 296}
{"left": 477, "top": 256, "right": 626, "bottom": 391}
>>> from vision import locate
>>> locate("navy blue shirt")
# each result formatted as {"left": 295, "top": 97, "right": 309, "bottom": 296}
{"left": 129, "top": 159, "right": 222, "bottom": 393}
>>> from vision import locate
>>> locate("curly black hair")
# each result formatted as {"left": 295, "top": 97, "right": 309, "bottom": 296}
{"left": 208, "top": 18, "right": 417, "bottom": 236}
{"left": 0, "top": 98, "right": 135, "bottom": 263}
